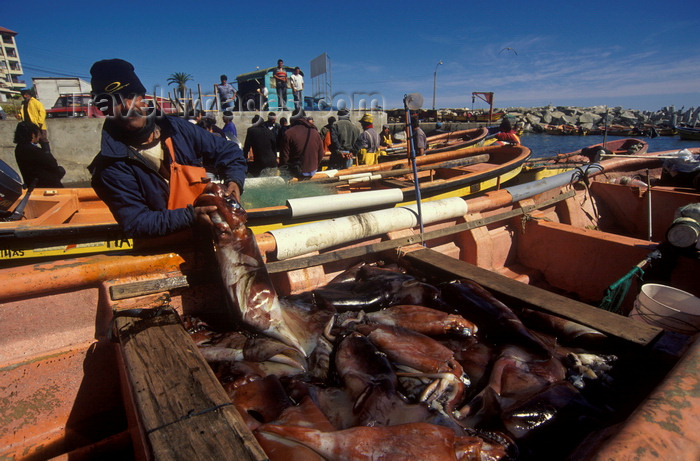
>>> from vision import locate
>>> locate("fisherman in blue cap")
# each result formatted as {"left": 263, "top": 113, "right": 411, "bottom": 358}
{"left": 88, "top": 58, "right": 247, "bottom": 238}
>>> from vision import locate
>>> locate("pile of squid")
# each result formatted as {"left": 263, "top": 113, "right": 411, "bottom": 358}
{"left": 189, "top": 184, "right": 617, "bottom": 460}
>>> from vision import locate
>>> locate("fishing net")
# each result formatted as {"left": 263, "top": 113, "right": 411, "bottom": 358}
{"left": 598, "top": 266, "right": 644, "bottom": 314}
{"left": 241, "top": 172, "right": 337, "bottom": 209}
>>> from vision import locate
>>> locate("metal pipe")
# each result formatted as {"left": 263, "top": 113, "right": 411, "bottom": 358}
{"left": 404, "top": 94, "right": 426, "bottom": 239}
{"left": 647, "top": 169, "right": 652, "bottom": 241}
{"left": 432, "top": 61, "right": 442, "bottom": 110}
{"left": 603, "top": 106, "right": 608, "bottom": 148}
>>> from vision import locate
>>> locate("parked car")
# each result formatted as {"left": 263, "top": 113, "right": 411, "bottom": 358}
{"left": 46, "top": 93, "right": 177, "bottom": 118}
{"left": 46, "top": 94, "right": 104, "bottom": 118}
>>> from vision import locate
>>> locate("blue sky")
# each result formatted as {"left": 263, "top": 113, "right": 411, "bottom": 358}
{"left": 4, "top": 0, "right": 700, "bottom": 112}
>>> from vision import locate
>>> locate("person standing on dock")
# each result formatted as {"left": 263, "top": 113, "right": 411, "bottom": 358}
{"left": 256, "top": 81, "right": 268, "bottom": 110}
{"left": 244, "top": 114, "right": 278, "bottom": 176}
{"left": 280, "top": 108, "right": 324, "bottom": 179}
{"left": 222, "top": 111, "right": 237, "bottom": 140}
{"left": 88, "top": 58, "right": 247, "bottom": 238}
{"left": 17, "top": 88, "right": 49, "bottom": 150}
{"left": 290, "top": 67, "right": 304, "bottom": 110}
{"left": 354, "top": 114, "right": 380, "bottom": 164}
{"left": 216, "top": 75, "right": 236, "bottom": 111}
{"left": 411, "top": 118, "right": 427, "bottom": 156}
{"left": 329, "top": 109, "right": 360, "bottom": 169}
{"left": 273, "top": 59, "right": 288, "bottom": 111}
{"left": 319, "top": 116, "right": 336, "bottom": 155}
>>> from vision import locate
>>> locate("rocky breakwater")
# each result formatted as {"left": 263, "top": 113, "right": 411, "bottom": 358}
{"left": 502, "top": 105, "right": 699, "bottom": 134}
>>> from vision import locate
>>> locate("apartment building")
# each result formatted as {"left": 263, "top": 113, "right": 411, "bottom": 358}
{"left": 0, "top": 26, "right": 24, "bottom": 102}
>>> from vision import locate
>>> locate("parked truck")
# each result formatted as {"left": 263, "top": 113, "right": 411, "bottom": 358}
{"left": 32, "top": 77, "right": 92, "bottom": 109}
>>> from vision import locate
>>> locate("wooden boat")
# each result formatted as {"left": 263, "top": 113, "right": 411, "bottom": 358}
{"left": 0, "top": 144, "right": 530, "bottom": 262}
{"left": 677, "top": 125, "right": 700, "bottom": 140}
{"left": 603, "top": 124, "right": 638, "bottom": 137}
{"left": 474, "top": 111, "right": 505, "bottom": 122}
{"left": 2, "top": 161, "right": 698, "bottom": 460}
{"left": 542, "top": 124, "right": 581, "bottom": 135}
{"left": 382, "top": 126, "right": 489, "bottom": 157}
{"left": 520, "top": 137, "right": 649, "bottom": 183}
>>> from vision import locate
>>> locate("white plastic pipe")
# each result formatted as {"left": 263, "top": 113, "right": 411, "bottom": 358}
{"left": 505, "top": 164, "right": 603, "bottom": 202}
{"left": 287, "top": 189, "right": 405, "bottom": 218}
{"left": 270, "top": 197, "right": 468, "bottom": 260}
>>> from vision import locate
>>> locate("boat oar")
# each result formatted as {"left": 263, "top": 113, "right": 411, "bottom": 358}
{"left": 311, "top": 154, "right": 490, "bottom": 184}
{"left": 385, "top": 139, "right": 458, "bottom": 155}
{"left": 599, "top": 153, "right": 683, "bottom": 160}
{"left": 378, "top": 154, "right": 489, "bottom": 178}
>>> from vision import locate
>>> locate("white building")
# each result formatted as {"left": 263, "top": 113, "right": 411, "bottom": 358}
{"left": 0, "top": 26, "right": 24, "bottom": 101}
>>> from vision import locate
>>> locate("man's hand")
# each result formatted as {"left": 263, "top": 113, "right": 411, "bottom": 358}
{"left": 225, "top": 181, "right": 241, "bottom": 202}
{"left": 193, "top": 205, "right": 218, "bottom": 227}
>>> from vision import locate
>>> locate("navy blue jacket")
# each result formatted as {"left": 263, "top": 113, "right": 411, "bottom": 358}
{"left": 88, "top": 115, "right": 247, "bottom": 237}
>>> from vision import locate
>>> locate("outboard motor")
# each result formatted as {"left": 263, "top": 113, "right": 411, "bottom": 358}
{"left": 0, "top": 159, "right": 23, "bottom": 212}
{"left": 580, "top": 147, "right": 611, "bottom": 163}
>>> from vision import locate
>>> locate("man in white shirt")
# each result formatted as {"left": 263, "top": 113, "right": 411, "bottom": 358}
{"left": 290, "top": 67, "right": 304, "bottom": 110}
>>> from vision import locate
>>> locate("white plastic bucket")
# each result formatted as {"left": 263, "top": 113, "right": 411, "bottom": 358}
{"left": 629, "top": 283, "right": 700, "bottom": 335}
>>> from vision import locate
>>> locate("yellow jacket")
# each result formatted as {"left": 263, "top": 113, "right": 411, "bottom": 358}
{"left": 20, "top": 97, "right": 47, "bottom": 130}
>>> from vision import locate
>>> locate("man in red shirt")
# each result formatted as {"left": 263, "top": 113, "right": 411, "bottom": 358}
{"left": 273, "top": 59, "right": 288, "bottom": 111}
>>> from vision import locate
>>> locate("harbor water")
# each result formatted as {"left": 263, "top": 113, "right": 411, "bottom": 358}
{"left": 523, "top": 133, "right": 700, "bottom": 159}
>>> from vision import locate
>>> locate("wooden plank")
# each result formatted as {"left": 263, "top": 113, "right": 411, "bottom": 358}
{"left": 109, "top": 272, "right": 219, "bottom": 300}
{"left": 114, "top": 302, "right": 268, "bottom": 461}
{"left": 110, "top": 275, "right": 190, "bottom": 300}
{"left": 403, "top": 248, "right": 662, "bottom": 346}
{"left": 380, "top": 178, "right": 413, "bottom": 188}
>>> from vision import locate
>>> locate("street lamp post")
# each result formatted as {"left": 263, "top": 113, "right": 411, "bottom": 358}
{"left": 432, "top": 60, "right": 443, "bottom": 110}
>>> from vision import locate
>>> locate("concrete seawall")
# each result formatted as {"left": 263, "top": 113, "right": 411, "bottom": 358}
{"left": 0, "top": 110, "right": 387, "bottom": 185}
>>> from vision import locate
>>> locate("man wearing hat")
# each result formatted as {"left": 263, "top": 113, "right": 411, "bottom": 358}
{"left": 353, "top": 113, "right": 380, "bottom": 165}
{"left": 280, "top": 108, "right": 324, "bottom": 179}
{"left": 411, "top": 118, "right": 428, "bottom": 156}
{"left": 222, "top": 110, "right": 237, "bottom": 140}
{"left": 18, "top": 88, "right": 48, "bottom": 148}
{"left": 329, "top": 109, "right": 360, "bottom": 169}
{"left": 379, "top": 125, "right": 393, "bottom": 148}
{"left": 427, "top": 121, "right": 446, "bottom": 137}
{"left": 243, "top": 114, "right": 277, "bottom": 176}
{"left": 88, "top": 58, "right": 246, "bottom": 238}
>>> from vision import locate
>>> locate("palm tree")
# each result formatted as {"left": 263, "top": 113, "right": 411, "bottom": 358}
{"left": 167, "top": 72, "right": 193, "bottom": 99}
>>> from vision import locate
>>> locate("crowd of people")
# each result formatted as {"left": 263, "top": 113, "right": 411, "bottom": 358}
{"left": 215, "top": 58, "right": 304, "bottom": 112}
{"left": 242, "top": 108, "right": 395, "bottom": 178}
{"left": 6, "top": 57, "right": 495, "bottom": 241}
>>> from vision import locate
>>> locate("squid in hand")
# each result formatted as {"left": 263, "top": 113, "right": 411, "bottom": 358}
{"left": 194, "top": 184, "right": 332, "bottom": 357}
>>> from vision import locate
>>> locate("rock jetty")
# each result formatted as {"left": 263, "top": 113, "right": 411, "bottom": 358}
{"left": 464, "top": 105, "right": 698, "bottom": 133}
